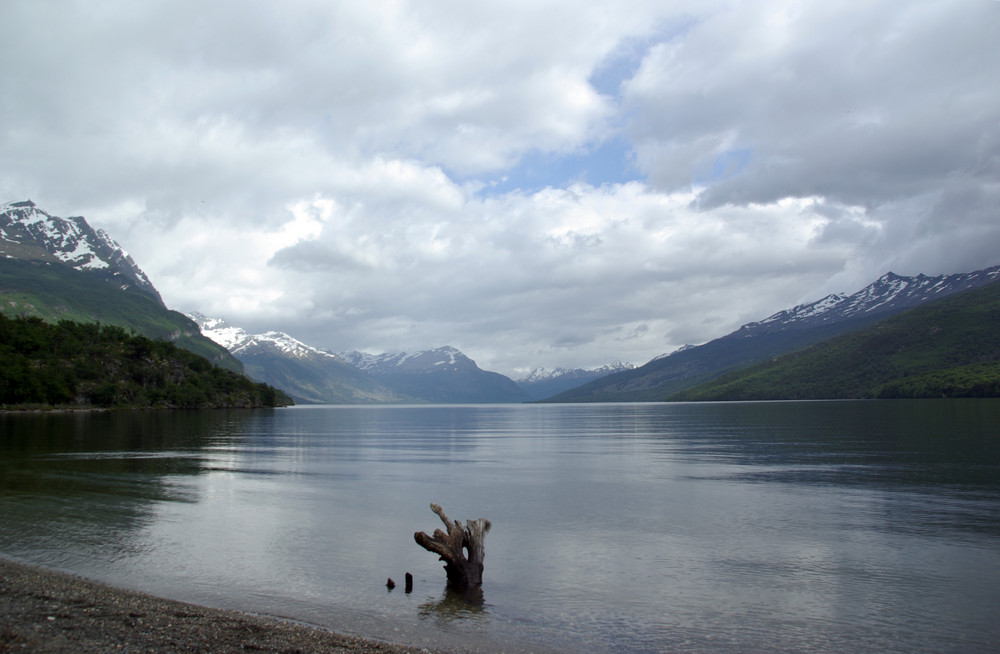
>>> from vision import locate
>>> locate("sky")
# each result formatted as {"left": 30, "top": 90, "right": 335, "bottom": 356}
{"left": 2, "top": 0, "right": 999, "bottom": 378}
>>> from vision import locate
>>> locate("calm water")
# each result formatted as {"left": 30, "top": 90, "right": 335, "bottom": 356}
{"left": 1, "top": 401, "right": 999, "bottom": 653}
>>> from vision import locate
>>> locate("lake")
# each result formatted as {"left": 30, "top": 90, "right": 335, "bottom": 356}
{"left": 1, "top": 401, "right": 999, "bottom": 653}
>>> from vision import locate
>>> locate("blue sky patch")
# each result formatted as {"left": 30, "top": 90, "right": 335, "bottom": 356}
{"left": 473, "top": 137, "right": 641, "bottom": 196}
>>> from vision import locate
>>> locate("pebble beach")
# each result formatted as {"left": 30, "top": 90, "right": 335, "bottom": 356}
{"left": 0, "top": 558, "right": 446, "bottom": 653}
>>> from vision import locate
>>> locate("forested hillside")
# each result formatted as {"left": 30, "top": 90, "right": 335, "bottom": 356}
{"left": 671, "top": 281, "right": 1000, "bottom": 401}
{"left": 0, "top": 258, "right": 241, "bottom": 372}
{"left": 0, "top": 315, "right": 292, "bottom": 409}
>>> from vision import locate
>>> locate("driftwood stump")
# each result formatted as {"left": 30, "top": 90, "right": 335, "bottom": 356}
{"left": 414, "top": 503, "right": 491, "bottom": 590}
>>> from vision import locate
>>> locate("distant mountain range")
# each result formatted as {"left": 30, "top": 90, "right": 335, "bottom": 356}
{"left": 188, "top": 312, "right": 643, "bottom": 403}
{"left": 189, "top": 312, "right": 541, "bottom": 404}
{"left": 188, "top": 314, "right": 407, "bottom": 404}
{"left": 338, "top": 347, "right": 530, "bottom": 403}
{"left": 190, "top": 312, "right": 637, "bottom": 403}
{"left": 0, "top": 201, "right": 240, "bottom": 371}
{"left": 546, "top": 266, "right": 1000, "bottom": 402}
{"left": 193, "top": 311, "right": 533, "bottom": 404}
{"left": 515, "top": 362, "right": 635, "bottom": 400}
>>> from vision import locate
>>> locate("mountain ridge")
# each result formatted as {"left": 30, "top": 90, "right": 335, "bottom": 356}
{"left": 545, "top": 264, "right": 1000, "bottom": 402}
{"left": 671, "top": 278, "right": 1000, "bottom": 400}
{"left": 737, "top": 268, "right": 1000, "bottom": 336}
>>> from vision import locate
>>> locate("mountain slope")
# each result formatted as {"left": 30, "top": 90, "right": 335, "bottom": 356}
{"left": 190, "top": 314, "right": 409, "bottom": 404}
{"left": 1, "top": 200, "right": 162, "bottom": 304}
{"left": 671, "top": 280, "right": 1000, "bottom": 400}
{"left": 0, "top": 257, "right": 241, "bottom": 372}
{"left": 339, "top": 347, "right": 531, "bottom": 403}
{"left": 516, "top": 362, "right": 635, "bottom": 401}
{"left": 0, "top": 201, "right": 241, "bottom": 372}
{"left": 547, "top": 265, "right": 1000, "bottom": 402}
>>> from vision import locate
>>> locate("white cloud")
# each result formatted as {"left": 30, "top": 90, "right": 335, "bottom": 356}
{"left": 1, "top": 0, "right": 998, "bottom": 377}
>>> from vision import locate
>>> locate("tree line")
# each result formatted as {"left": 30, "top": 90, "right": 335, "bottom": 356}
{"left": 0, "top": 314, "right": 292, "bottom": 409}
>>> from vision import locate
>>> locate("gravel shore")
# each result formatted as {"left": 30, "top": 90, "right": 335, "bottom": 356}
{"left": 0, "top": 558, "right": 444, "bottom": 653}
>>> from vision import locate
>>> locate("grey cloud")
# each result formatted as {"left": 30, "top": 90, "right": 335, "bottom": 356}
{"left": 625, "top": 0, "right": 1000, "bottom": 207}
{"left": 268, "top": 241, "right": 370, "bottom": 273}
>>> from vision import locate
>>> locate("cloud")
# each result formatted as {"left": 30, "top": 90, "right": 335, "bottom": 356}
{"left": 1, "top": 0, "right": 998, "bottom": 377}
{"left": 624, "top": 1, "right": 1000, "bottom": 207}
{"left": 195, "top": 184, "right": 856, "bottom": 374}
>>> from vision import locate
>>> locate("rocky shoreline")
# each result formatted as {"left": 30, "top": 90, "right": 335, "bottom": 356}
{"left": 0, "top": 558, "right": 445, "bottom": 653}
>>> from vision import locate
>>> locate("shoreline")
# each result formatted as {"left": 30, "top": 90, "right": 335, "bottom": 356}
{"left": 0, "top": 557, "right": 447, "bottom": 653}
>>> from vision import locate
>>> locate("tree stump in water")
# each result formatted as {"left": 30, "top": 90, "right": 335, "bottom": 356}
{"left": 414, "top": 503, "right": 491, "bottom": 590}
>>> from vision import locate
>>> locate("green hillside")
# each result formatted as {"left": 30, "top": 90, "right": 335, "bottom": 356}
{"left": 671, "top": 281, "right": 1000, "bottom": 401}
{"left": 0, "top": 315, "right": 292, "bottom": 409}
{"left": 0, "top": 258, "right": 241, "bottom": 372}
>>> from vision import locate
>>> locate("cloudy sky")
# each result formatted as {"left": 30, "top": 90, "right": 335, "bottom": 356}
{"left": 2, "top": 1, "right": 998, "bottom": 377}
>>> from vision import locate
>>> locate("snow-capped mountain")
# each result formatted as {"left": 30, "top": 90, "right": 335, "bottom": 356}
{"left": 189, "top": 312, "right": 341, "bottom": 360}
{"left": 549, "top": 264, "right": 1000, "bottom": 402}
{"left": 517, "top": 361, "right": 635, "bottom": 383}
{"left": 740, "top": 267, "right": 1000, "bottom": 335}
{"left": 0, "top": 200, "right": 162, "bottom": 304}
{"left": 187, "top": 313, "right": 405, "bottom": 404}
{"left": 339, "top": 347, "right": 530, "bottom": 403}
{"left": 339, "top": 346, "right": 471, "bottom": 374}
{"left": 516, "top": 362, "right": 635, "bottom": 400}
{"left": 192, "top": 317, "right": 529, "bottom": 403}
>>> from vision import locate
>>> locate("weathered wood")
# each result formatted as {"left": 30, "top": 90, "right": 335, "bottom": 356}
{"left": 414, "top": 503, "right": 491, "bottom": 590}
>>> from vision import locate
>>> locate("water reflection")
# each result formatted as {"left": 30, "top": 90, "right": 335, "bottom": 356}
{"left": 2, "top": 401, "right": 999, "bottom": 654}
{"left": 0, "top": 409, "right": 264, "bottom": 569}
{"left": 418, "top": 586, "right": 488, "bottom": 624}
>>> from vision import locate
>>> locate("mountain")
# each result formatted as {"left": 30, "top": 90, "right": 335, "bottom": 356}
{"left": 671, "top": 279, "right": 1000, "bottom": 400}
{"left": 516, "top": 361, "right": 635, "bottom": 401}
{"left": 188, "top": 314, "right": 408, "bottom": 404}
{"left": 1, "top": 200, "right": 162, "bottom": 304}
{"left": 546, "top": 265, "right": 1000, "bottom": 402}
{"left": 733, "top": 267, "right": 1000, "bottom": 336}
{"left": 339, "top": 347, "right": 531, "bottom": 403}
{"left": 0, "top": 201, "right": 240, "bottom": 372}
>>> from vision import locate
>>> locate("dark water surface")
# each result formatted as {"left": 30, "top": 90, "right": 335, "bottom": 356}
{"left": 2, "top": 401, "right": 999, "bottom": 652}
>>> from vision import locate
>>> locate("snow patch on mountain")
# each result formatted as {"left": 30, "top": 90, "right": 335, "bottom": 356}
{"left": 517, "top": 361, "right": 635, "bottom": 383}
{"left": 0, "top": 200, "right": 160, "bottom": 301}
{"left": 187, "top": 312, "right": 342, "bottom": 360}
{"left": 1, "top": 201, "right": 110, "bottom": 270}
{"left": 338, "top": 346, "right": 471, "bottom": 374}
{"left": 741, "top": 266, "right": 1000, "bottom": 334}
{"left": 649, "top": 344, "right": 697, "bottom": 363}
